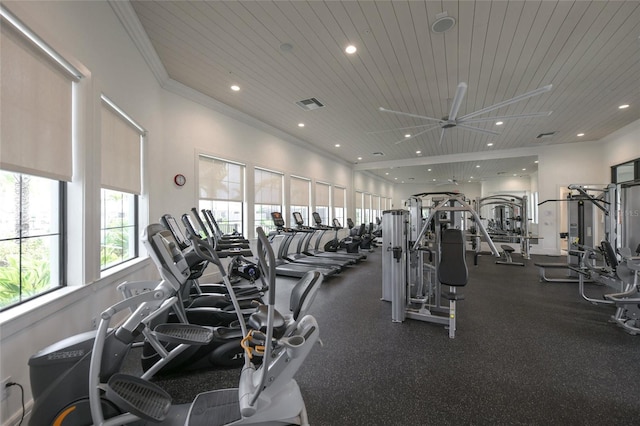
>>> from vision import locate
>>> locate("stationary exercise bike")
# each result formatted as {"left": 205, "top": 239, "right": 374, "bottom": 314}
{"left": 28, "top": 225, "right": 322, "bottom": 425}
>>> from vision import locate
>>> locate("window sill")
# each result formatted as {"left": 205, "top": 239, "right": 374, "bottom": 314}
{"left": 0, "top": 257, "right": 152, "bottom": 339}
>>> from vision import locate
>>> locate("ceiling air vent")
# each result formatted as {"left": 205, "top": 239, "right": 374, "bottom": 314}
{"left": 295, "top": 97, "right": 325, "bottom": 111}
{"left": 372, "top": 152, "right": 385, "bottom": 156}
{"left": 536, "top": 132, "right": 556, "bottom": 139}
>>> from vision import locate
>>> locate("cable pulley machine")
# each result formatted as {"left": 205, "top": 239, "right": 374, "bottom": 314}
{"left": 382, "top": 193, "right": 499, "bottom": 338}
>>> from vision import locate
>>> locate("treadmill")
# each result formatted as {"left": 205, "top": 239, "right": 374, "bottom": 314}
{"left": 294, "top": 212, "right": 364, "bottom": 263}
{"left": 268, "top": 212, "right": 340, "bottom": 278}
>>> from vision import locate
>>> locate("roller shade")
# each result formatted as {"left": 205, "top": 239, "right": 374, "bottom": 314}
{"left": 315, "top": 182, "right": 330, "bottom": 206}
{"left": 199, "top": 155, "right": 244, "bottom": 201}
{"left": 356, "top": 191, "right": 363, "bottom": 209}
{"left": 101, "top": 103, "right": 142, "bottom": 194}
{"left": 0, "top": 23, "right": 74, "bottom": 181}
{"left": 290, "top": 176, "right": 310, "bottom": 205}
{"left": 333, "top": 186, "right": 345, "bottom": 208}
{"left": 254, "top": 167, "right": 282, "bottom": 204}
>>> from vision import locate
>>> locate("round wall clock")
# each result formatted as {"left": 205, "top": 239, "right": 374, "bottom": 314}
{"left": 174, "top": 174, "right": 186, "bottom": 186}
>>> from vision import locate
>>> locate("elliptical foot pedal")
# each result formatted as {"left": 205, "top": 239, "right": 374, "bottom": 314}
{"left": 153, "top": 323, "right": 214, "bottom": 345}
{"left": 106, "top": 373, "right": 171, "bottom": 422}
{"left": 188, "top": 388, "right": 241, "bottom": 426}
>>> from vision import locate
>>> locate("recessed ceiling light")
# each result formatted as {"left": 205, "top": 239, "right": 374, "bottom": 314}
{"left": 470, "top": 176, "right": 474, "bottom": 179}
{"left": 432, "top": 178, "right": 436, "bottom": 181}
{"left": 513, "top": 174, "right": 517, "bottom": 176}
{"left": 231, "top": 85, "right": 240, "bottom": 91}
{"left": 495, "top": 121, "right": 503, "bottom": 126}
{"left": 345, "top": 45, "right": 357, "bottom": 54}
{"left": 577, "top": 133, "right": 585, "bottom": 137}
{"left": 476, "top": 165, "right": 480, "bottom": 168}
{"left": 405, "top": 134, "right": 411, "bottom": 138}
{"left": 416, "top": 150, "right": 421, "bottom": 154}
{"left": 619, "top": 104, "right": 630, "bottom": 109}
{"left": 357, "top": 156, "right": 363, "bottom": 160}
{"left": 298, "top": 123, "right": 305, "bottom": 127}
{"left": 427, "top": 168, "right": 432, "bottom": 172}
{"left": 522, "top": 168, "right": 526, "bottom": 171}
{"left": 487, "top": 143, "right": 494, "bottom": 146}
{"left": 335, "top": 144, "right": 341, "bottom": 147}
{"left": 468, "top": 181, "right": 472, "bottom": 183}
{"left": 394, "top": 177, "right": 398, "bottom": 180}
{"left": 534, "top": 160, "right": 539, "bottom": 163}
{"left": 385, "top": 172, "right": 389, "bottom": 175}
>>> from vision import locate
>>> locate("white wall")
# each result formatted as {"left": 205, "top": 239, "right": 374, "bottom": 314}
{"left": 601, "top": 118, "right": 640, "bottom": 169}
{"left": 393, "top": 182, "right": 482, "bottom": 209}
{"left": 536, "top": 140, "right": 608, "bottom": 255}
{"left": 481, "top": 176, "right": 531, "bottom": 197}
{"left": 157, "top": 90, "right": 355, "bottom": 237}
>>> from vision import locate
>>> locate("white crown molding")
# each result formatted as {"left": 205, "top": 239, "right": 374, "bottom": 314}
{"left": 108, "top": 0, "right": 350, "bottom": 169}
{"left": 108, "top": 0, "right": 169, "bottom": 84}
{"left": 353, "top": 146, "right": 543, "bottom": 171}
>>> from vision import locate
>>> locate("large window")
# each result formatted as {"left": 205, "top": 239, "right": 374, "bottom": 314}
{"left": 315, "top": 182, "right": 331, "bottom": 226}
{"left": 100, "top": 189, "right": 137, "bottom": 270}
{"left": 355, "top": 191, "right": 364, "bottom": 225}
{"left": 333, "top": 186, "right": 346, "bottom": 226}
{"left": 199, "top": 155, "right": 245, "bottom": 235}
{"left": 100, "top": 98, "right": 143, "bottom": 271}
{"left": 0, "top": 10, "right": 80, "bottom": 308}
{"left": 0, "top": 172, "right": 64, "bottom": 309}
{"left": 373, "top": 195, "right": 381, "bottom": 224}
{"left": 290, "top": 176, "right": 310, "bottom": 226}
{"left": 255, "top": 167, "right": 283, "bottom": 233}
{"left": 364, "top": 193, "right": 372, "bottom": 225}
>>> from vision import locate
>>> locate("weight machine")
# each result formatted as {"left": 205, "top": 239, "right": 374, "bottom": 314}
{"left": 381, "top": 193, "right": 499, "bottom": 338}
{"left": 476, "top": 194, "right": 537, "bottom": 263}
{"left": 535, "top": 184, "right": 617, "bottom": 282}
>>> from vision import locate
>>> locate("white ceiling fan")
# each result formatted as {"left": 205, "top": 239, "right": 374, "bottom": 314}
{"left": 375, "top": 82, "right": 553, "bottom": 145}
{"left": 436, "top": 176, "right": 459, "bottom": 186}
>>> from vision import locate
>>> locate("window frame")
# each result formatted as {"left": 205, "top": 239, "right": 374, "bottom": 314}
{"left": 0, "top": 173, "right": 67, "bottom": 311}
{"left": 254, "top": 167, "right": 284, "bottom": 233}
{"left": 99, "top": 188, "right": 139, "bottom": 272}
{"left": 198, "top": 155, "right": 246, "bottom": 236}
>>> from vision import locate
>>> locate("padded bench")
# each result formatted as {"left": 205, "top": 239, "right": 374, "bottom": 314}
{"left": 496, "top": 244, "right": 524, "bottom": 267}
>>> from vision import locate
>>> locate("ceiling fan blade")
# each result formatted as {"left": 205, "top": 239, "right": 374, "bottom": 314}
{"left": 378, "top": 107, "right": 443, "bottom": 122}
{"left": 462, "top": 111, "right": 553, "bottom": 124}
{"left": 458, "top": 84, "right": 552, "bottom": 121}
{"left": 366, "top": 123, "right": 441, "bottom": 135}
{"left": 456, "top": 123, "right": 501, "bottom": 136}
{"left": 438, "top": 128, "right": 446, "bottom": 145}
{"left": 448, "top": 82, "right": 467, "bottom": 121}
{"left": 393, "top": 125, "right": 440, "bottom": 144}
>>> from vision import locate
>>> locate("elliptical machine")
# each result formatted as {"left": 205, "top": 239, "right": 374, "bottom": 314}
{"left": 27, "top": 225, "right": 322, "bottom": 425}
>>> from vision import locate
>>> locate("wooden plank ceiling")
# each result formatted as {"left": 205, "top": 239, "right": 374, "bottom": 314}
{"left": 129, "top": 0, "right": 640, "bottom": 184}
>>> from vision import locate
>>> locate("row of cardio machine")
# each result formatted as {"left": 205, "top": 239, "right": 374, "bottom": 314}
{"left": 27, "top": 208, "right": 324, "bottom": 425}
{"left": 265, "top": 211, "right": 370, "bottom": 279}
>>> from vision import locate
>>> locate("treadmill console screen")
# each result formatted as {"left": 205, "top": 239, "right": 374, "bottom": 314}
{"left": 292, "top": 211, "right": 304, "bottom": 225}
{"left": 312, "top": 212, "right": 322, "bottom": 224}
{"left": 332, "top": 218, "right": 341, "bottom": 228}
{"left": 271, "top": 211, "right": 285, "bottom": 227}
{"left": 161, "top": 214, "right": 190, "bottom": 248}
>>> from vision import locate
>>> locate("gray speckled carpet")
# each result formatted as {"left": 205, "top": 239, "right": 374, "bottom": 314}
{"left": 126, "top": 249, "right": 640, "bottom": 425}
